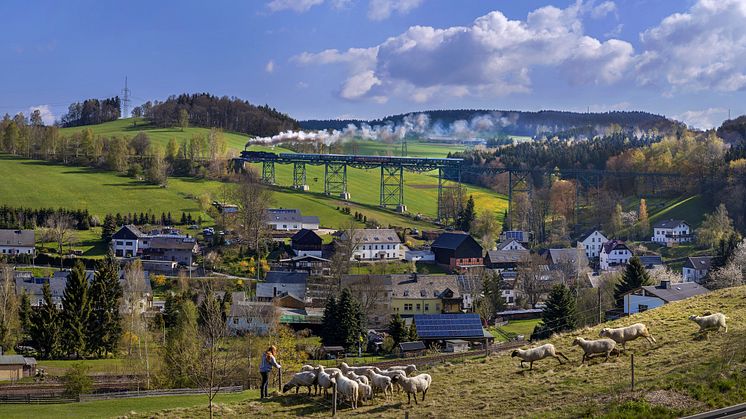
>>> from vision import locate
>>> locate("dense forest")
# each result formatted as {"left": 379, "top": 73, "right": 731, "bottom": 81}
{"left": 60, "top": 97, "right": 122, "bottom": 127}
{"left": 301, "top": 110, "right": 683, "bottom": 138}
{"left": 138, "top": 93, "right": 299, "bottom": 137}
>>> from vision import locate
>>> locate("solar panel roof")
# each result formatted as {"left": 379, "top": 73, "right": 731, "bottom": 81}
{"left": 414, "top": 313, "right": 484, "bottom": 339}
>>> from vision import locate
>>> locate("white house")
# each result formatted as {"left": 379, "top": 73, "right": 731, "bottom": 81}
{"left": 623, "top": 281, "right": 709, "bottom": 314}
{"left": 0, "top": 229, "right": 35, "bottom": 257}
{"left": 227, "top": 301, "right": 278, "bottom": 336}
{"left": 599, "top": 240, "right": 632, "bottom": 270}
{"left": 682, "top": 256, "right": 713, "bottom": 283}
{"left": 112, "top": 225, "right": 198, "bottom": 266}
{"left": 112, "top": 225, "right": 145, "bottom": 257}
{"left": 344, "top": 229, "right": 403, "bottom": 261}
{"left": 265, "top": 209, "right": 320, "bottom": 231}
{"left": 404, "top": 249, "right": 435, "bottom": 262}
{"left": 652, "top": 219, "right": 692, "bottom": 244}
{"left": 255, "top": 271, "right": 308, "bottom": 302}
{"left": 496, "top": 239, "right": 527, "bottom": 251}
{"left": 578, "top": 230, "right": 607, "bottom": 259}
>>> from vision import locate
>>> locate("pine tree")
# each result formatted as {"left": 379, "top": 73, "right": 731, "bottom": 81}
{"left": 87, "top": 254, "right": 123, "bottom": 357}
{"left": 30, "top": 283, "right": 59, "bottom": 359}
{"left": 531, "top": 283, "right": 577, "bottom": 340}
{"left": 163, "top": 293, "right": 181, "bottom": 329}
{"left": 60, "top": 262, "right": 92, "bottom": 358}
{"left": 407, "top": 322, "right": 419, "bottom": 341}
{"left": 387, "top": 313, "right": 408, "bottom": 345}
{"left": 337, "top": 288, "right": 365, "bottom": 349}
{"left": 180, "top": 212, "right": 187, "bottom": 225}
{"left": 18, "top": 291, "right": 32, "bottom": 339}
{"left": 320, "top": 296, "right": 339, "bottom": 346}
{"left": 457, "top": 195, "right": 476, "bottom": 232}
{"left": 101, "top": 214, "right": 116, "bottom": 242}
{"left": 614, "top": 257, "right": 652, "bottom": 307}
{"left": 501, "top": 209, "right": 510, "bottom": 232}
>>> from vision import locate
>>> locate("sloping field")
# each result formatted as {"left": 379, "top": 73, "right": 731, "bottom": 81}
{"left": 129, "top": 286, "right": 746, "bottom": 418}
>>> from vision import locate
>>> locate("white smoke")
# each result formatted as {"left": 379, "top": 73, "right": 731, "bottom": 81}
{"left": 248, "top": 111, "right": 519, "bottom": 146}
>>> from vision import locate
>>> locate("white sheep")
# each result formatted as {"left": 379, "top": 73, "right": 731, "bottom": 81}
{"left": 572, "top": 337, "right": 618, "bottom": 363}
{"left": 387, "top": 364, "right": 417, "bottom": 376}
{"left": 364, "top": 369, "right": 394, "bottom": 399}
{"left": 339, "top": 362, "right": 375, "bottom": 375}
{"left": 599, "top": 323, "right": 656, "bottom": 349}
{"left": 511, "top": 344, "right": 569, "bottom": 370}
{"left": 331, "top": 371, "right": 359, "bottom": 409}
{"left": 391, "top": 373, "right": 432, "bottom": 405}
{"left": 282, "top": 371, "right": 317, "bottom": 395}
{"left": 314, "top": 366, "right": 335, "bottom": 397}
{"left": 357, "top": 382, "right": 373, "bottom": 403}
{"left": 372, "top": 367, "right": 406, "bottom": 392}
{"left": 689, "top": 313, "right": 728, "bottom": 335}
{"left": 300, "top": 364, "right": 316, "bottom": 372}
{"left": 345, "top": 371, "right": 370, "bottom": 385}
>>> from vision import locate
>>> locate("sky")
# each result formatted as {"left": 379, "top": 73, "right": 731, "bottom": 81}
{"left": 2, "top": 0, "right": 746, "bottom": 129}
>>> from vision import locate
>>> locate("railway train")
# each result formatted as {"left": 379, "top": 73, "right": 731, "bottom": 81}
{"left": 239, "top": 150, "right": 462, "bottom": 164}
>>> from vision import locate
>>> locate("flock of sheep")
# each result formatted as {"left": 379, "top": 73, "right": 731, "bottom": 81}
{"left": 511, "top": 312, "right": 728, "bottom": 370}
{"left": 282, "top": 361, "right": 431, "bottom": 409}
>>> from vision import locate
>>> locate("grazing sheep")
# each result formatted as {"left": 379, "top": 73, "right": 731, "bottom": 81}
{"left": 282, "top": 371, "right": 317, "bottom": 395}
{"left": 391, "top": 373, "right": 432, "bottom": 405}
{"left": 388, "top": 364, "right": 417, "bottom": 376}
{"left": 599, "top": 323, "right": 656, "bottom": 349}
{"left": 689, "top": 313, "right": 728, "bottom": 335}
{"left": 572, "top": 337, "right": 618, "bottom": 363}
{"left": 372, "top": 367, "right": 406, "bottom": 392}
{"left": 339, "top": 362, "right": 375, "bottom": 375}
{"left": 314, "top": 366, "right": 335, "bottom": 397}
{"left": 300, "top": 364, "right": 316, "bottom": 372}
{"left": 357, "top": 382, "right": 373, "bottom": 403}
{"left": 511, "top": 344, "right": 569, "bottom": 370}
{"left": 345, "top": 371, "right": 370, "bottom": 385}
{"left": 364, "top": 369, "right": 394, "bottom": 399}
{"left": 330, "top": 371, "right": 359, "bottom": 409}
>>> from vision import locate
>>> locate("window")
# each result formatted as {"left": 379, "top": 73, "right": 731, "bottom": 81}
{"left": 435, "top": 304, "right": 441, "bottom": 311}
{"left": 416, "top": 304, "right": 421, "bottom": 310}
{"left": 233, "top": 318, "right": 238, "bottom": 325}
{"left": 638, "top": 304, "right": 649, "bottom": 312}
{"left": 404, "top": 303, "right": 413, "bottom": 311}
{"left": 116, "top": 241, "right": 124, "bottom": 246}
{"left": 424, "top": 303, "right": 429, "bottom": 311}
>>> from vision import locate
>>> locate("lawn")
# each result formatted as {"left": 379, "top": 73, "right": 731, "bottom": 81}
{"left": 35, "top": 227, "right": 109, "bottom": 258}
{"left": 648, "top": 195, "right": 709, "bottom": 229}
{"left": 0, "top": 390, "right": 257, "bottom": 419}
{"left": 490, "top": 319, "right": 541, "bottom": 342}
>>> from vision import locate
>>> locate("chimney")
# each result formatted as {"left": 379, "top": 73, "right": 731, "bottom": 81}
{"left": 660, "top": 280, "right": 671, "bottom": 289}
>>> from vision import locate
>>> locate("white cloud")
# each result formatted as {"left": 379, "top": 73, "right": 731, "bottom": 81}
{"left": 637, "top": 0, "right": 746, "bottom": 92}
{"left": 28, "top": 105, "right": 55, "bottom": 125}
{"left": 590, "top": 1, "right": 616, "bottom": 19}
{"left": 296, "top": 2, "right": 634, "bottom": 101}
{"left": 267, "top": 0, "right": 323, "bottom": 12}
{"left": 367, "top": 0, "right": 424, "bottom": 21}
{"left": 675, "top": 107, "right": 727, "bottom": 129}
{"left": 265, "top": 60, "right": 275, "bottom": 73}
{"left": 297, "top": 81, "right": 309, "bottom": 89}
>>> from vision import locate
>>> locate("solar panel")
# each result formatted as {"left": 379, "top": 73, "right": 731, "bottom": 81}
{"left": 414, "top": 314, "right": 484, "bottom": 339}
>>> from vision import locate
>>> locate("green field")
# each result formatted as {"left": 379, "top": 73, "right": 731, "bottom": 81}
{"left": 648, "top": 195, "right": 709, "bottom": 229}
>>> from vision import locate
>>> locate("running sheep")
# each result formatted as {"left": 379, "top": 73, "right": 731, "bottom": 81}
{"left": 599, "top": 323, "right": 656, "bottom": 349}
{"left": 391, "top": 373, "right": 432, "bottom": 405}
{"left": 689, "top": 313, "right": 728, "bottom": 335}
{"left": 571, "top": 337, "right": 618, "bottom": 363}
{"left": 330, "top": 371, "right": 360, "bottom": 409}
{"left": 282, "top": 371, "right": 317, "bottom": 395}
{"left": 511, "top": 344, "right": 569, "bottom": 370}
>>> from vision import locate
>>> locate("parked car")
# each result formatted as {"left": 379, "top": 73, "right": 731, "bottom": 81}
{"left": 188, "top": 224, "right": 200, "bottom": 230}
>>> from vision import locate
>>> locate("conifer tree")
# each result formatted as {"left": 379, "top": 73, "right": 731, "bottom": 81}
{"left": 407, "top": 322, "right": 419, "bottom": 341}
{"left": 87, "top": 254, "right": 123, "bottom": 357}
{"left": 61, "top": 262, "right": 91, "bottom": 358}
{"left": 457, "top": 195, "right": 476, "bottom": 232}
{"left": 320, "top": 295, "right": 339, "bottom": 346}
{"left": 614, "top": 257, "right": 652, "bottom": 307}
{"left": 18, "top": 291, "right": 33, "bottom": 339}
{"left": 531, "top": 283, "right": 577, "bottom": 340}
{"left": 336, "top": 288, "right": 365, "bottom": 349}
{"left": 387, "top": 313, "right": 408, "bottom": 345}
{"left": 101, "top": 214, "right": 116, "bottom": 242}
{"left": 30, "top": 283, "right": 59, "bottom": 359}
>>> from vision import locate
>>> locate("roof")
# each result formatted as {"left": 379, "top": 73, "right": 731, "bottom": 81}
{"left": 684, "top": 256, "right": 714, "bottom": 270}
{"left": 347, "top": 229, "right": 401, "bottom": 244}
{"left": 291, "top": 229, "right": 321, "bottom": 244}
{"left": 653, "top": 219, "right": 689, "bottom": 229}
{"left": 486, "top": 249, "right": 529, "bottom": 264}
{"left": 390, "top": 274, "right": 461, "bottom": 299}
{"left": 601, "top": 240, "right": 630, "bottom": 255}
{"left": 431, "top": 232, "right": 472, "bottom": 250}
{"left": 280, "top": 255, "right": 331, "bottom": 263}
{"left": 580, "top": 229, "right": 606, "bottom": 242}
{"left": 445, "top": 339, "right": 469, "bottom": 344}
{"left": 264, "top": 271, "right": 309, "bottom": 284}
{"left": 500, "top": 230, "right": 530, "bottom": 242}
{"left": 321, "top": 346, "right": 345, "bottom": 352}
{"left": 399, "top": 341, "right": 426, "bottom": 351}
{"left": 301, "top": 216, "right": 320, "bottom": 225}
{"left": 547, "top": 248, "right": 589, "bottom": 266}
{"left": 112, "top": 225, "right": 144, "bottom": 240}
{"left": 639, "top": 255, "right": 664, "bottom": 267}
{"left": 0, "top": 355, "right": 31, "bottom": 365}
{"left": 640, "top": 282, "right": 710, "bottom": 302}
{"left": 414, "top": 313, "right": 484, "bottom": 339}
{"left": 266, "top": 208, "right": 303, "bottom": 223}
{"left": 0, "top": 229, "right": 34, "bottom": 247}
{"left": 496, "top": 240, "right": 526, "bottom": 251}
{"left": 148, "top": 237, "right": 198, "bottom": 251}
{"left": 228, "top": 301, "right": 276, "bottom": 318}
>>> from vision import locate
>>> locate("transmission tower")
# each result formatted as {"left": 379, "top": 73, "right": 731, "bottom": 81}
{"left": 121, "top": 76, "right": 131, "bottom": 118}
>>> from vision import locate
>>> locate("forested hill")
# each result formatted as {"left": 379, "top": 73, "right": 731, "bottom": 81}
{"left": 302, "top": 109, "right": 682, "bottom": 137}
{"left": 717, "top": 115, "right": 746, "bottom": 143}
{"left": 139, "top": 93, "right": 299, "bottom": 137}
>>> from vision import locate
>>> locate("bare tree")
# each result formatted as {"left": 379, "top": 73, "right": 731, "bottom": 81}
{"left": 707, "top": 239, "right": 746, "bottom": 289}
{"left": 44, "top": 213, "right": 76, "bottom": 270}
{"left": 344, "top": 274, "right": 391, "bottom": 327}
{"left": 330, "top": 221, "right": 364, "bottom": 288}
{"left": 516, "top": 254, "right": 554, "bottom": 308}
{"left": 230, "top": 170, "right": 272, "bottom": 280}
{"left": 122, "top": 258, "right": 149, "bottom": 384}
{"left": 0, "top": 264, "right": 20, "bottom": 351}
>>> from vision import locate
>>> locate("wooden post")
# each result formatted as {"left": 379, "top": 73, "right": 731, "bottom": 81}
{"left": 332, "top": 381, "right": 338, "bottom": 416}
{"left": 630, "top": 353, "right": 635, "bottom": 391}
{"left": 597, "top": 286, "right": 602, "bottom": 324}
{"left": 278, "top": 368, "right": 283, "bottom": 394}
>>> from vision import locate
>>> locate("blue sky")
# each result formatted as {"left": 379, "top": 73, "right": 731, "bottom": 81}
{"left": 2, "top": 0, "right": 746, "bottom": 128}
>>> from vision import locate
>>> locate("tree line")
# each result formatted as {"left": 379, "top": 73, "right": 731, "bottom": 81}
{"left": 60, "top": 97, "right": 121, "bottom": 127}
{"left": 0, "top": 206, "right": 94, "bottom": 231}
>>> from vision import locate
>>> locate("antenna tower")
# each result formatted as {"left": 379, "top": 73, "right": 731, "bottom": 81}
{"left": 122, "top": 76, "right": 131, "bottom": 118}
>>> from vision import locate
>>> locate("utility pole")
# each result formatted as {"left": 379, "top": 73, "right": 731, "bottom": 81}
{"left": 122, "top": 76, "right": 131, "bottom": 119}
{"left": 597, "top": 286, "right": 602, "bottom": 324}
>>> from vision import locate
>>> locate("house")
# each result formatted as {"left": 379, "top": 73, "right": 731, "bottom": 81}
{"left": 266, "top": 208, "right": 320, "bottom": 231}
{"left": 112, "top": 225, "right": 198, "bottom": 266}
{"left": 212, "top": 201, "right": 238, "bottom": 214}
{"left": 445, "top": 339, "right": 470, "bottom": 353}
{"left": 404, "top": 249, "right": 435, "bottom": 262}
{"left": 496, "top": 240, "right": 527, "bottom": 251}
{"left": 0, "top": 355, "right": 37, "bottom": 381}
{"left": 291, "top": 229, "right": 322, "bottom": 257}
{"left": 275, "top": 255, "right": 331, "bottom": 276}
{"left": 226, "top": 301, "right": 278, "bottom": 336}
{"left": 398, "top": 341, "right": 427, "bottom": 358}
{"left": 599, "top": 240, "right": 632, "bottom": 270}
{"left": 484, "top": 249, "right": 529, "bottom": 271}
{"left": 112, "top": 225, "right": 145, "bottom": 257}
{"left": 500, "top": 278, "right": 518, "bottom": 306}
{"left": 683, "top": 256, "right": 713, "bottom": 283}
{"left": 390, "top": 274, "right": 463, "bottom": 317}
{"left": 499, "top": 230, "right": 531, "bottom": 244}
{"left": 544, "top": 248, "right": 590, "bottom": 282}
{"left": 623, "top": 280, "right": 709, "bottom": 314}
{"left": 639, "top": 255, "right": 664, "bottom": 271}
{"left": 652, "top": 219, "right": 692, "bottom": 244}
{"left": 345, "top": 229, "right": 402, "bottom": 261}
{"left": 341, "top": 274, "right": 393, "bottom": 328}
{"left": 414, "top": 313, "right": 493, "bottom": 345}
{"left": 256, "top": 271, "right": 308, "bottom": 302}
{"left": 431, "top": 232, "right": 483, "bottom": 271}
{"left": 0, "top": 229, "right": 35, "bottom": 257}
{"left": 578, "top": 230, "right": 607, "bottom": 259}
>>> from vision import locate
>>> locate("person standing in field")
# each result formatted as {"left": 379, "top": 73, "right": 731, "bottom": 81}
{"left": 259, "top": 345, "right": 281, "bottom": 399}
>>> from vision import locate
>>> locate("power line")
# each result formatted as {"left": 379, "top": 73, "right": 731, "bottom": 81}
{"left": 122, "top": 76, "right": 131, "bottom": 118}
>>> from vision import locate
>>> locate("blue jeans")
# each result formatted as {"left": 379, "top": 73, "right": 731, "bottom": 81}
{"left": 260, "top": 371, "right": 269, "bottom": 398}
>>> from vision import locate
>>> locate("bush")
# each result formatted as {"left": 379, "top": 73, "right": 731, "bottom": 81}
{"left": 62, "top": 362, "right": 92, "bottom": 398}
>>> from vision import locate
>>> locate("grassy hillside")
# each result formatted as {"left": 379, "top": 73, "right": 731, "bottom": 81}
{"left": 136, "top": 286, "right": 745, "bottom": 418}
{"left": 648, "top": 195, "right": 709, "bottom": 229}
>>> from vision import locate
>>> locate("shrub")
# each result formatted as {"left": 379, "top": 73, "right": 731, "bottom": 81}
{"left": 62, "top": 362, "right": 92, "bottom": 398}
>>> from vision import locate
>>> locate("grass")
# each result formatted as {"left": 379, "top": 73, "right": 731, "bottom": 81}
{"left": 648, "top": 195, "right": 709, "bottom": 229}
{"left": 0, "top": 390, "right": 257, "bottom": 419}
{"left": 139, "top": 286, "right": 746, "bottom": 418}
{"left": 490, "top": 319, "right": 541, "bottom": 342}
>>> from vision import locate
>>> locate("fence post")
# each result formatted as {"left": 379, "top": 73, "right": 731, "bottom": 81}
{"left": 630, "top": 353, "right": 635, "bottom": 391}
{"left": 332, "top": 381, "right": 337, "bottom": 416}
{"left": 278, "top": 368, "right": 283, "bottom": 394}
